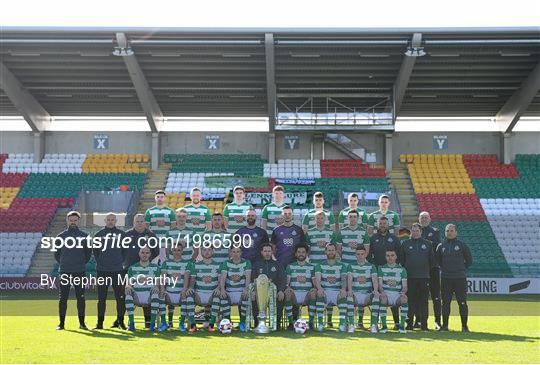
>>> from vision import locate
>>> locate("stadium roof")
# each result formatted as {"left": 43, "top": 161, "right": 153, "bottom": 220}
{"left": 1, "top": 26, "right": 539, "bottom": 132}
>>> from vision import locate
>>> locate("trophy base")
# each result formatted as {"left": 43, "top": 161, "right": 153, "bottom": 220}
{"left": 253, "top": 323, "right": 270, "bottom": 334}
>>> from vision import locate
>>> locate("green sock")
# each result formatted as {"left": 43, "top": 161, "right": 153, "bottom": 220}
{"left": 308, "top": 299, "right": 316, "bottom": 325}
{"left": 371, "top": 297, "right": 380, "bottom": 326}
{"left": 179, "top": 315, "right": 185, "bottom": 325}
{"left": 400, "top": 304, "right": 408, "bottom": 328}
{"left": 285, "top": 300, "right": 293, "bottom": 325}
{"left": 128, "top": 314, "right": 135, "bottom": 325}
{"left": 161, "top": 313, "right": 167, "bottom": 325}
{"left": 380, "top": 304, "right": 387, "bottom": 327}
{"left": 358, "top": 306, "right": 364, "bottom": 324}
{"left": 150, "top": 313, "right": 157, "bottom": 326}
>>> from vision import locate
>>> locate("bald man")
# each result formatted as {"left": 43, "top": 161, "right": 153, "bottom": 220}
{"left": 92, "top": 213, "right": 127, "bottom": 330}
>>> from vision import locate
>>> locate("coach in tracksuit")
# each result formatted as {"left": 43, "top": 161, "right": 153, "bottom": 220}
{"left": 420, "top": 211, "right": 442, "bottom": 328}
{"left": 92, "top": 213, "right": 127, "bottom": 330}
{"left": 54, "top": 211, "right": 92, "bottom": 330}
{"left": 436, "top": 224, "right": 473, "bottom": 332}
{"left": 251, "top": 242, "right": 286, "bottom": 329}
{"left": 400, "top": 223, "right": 435, "bottom": 331}
{"left": 123, "top": 213, "right": 159, "bottom": 328}
{"left": 368, "top": 216, "right": 402, "bottom": 329}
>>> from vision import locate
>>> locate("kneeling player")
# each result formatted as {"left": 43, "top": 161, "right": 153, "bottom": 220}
{"left": 378, "top": 248, "right": 408, "bottom": 333}
{"left": 185, "top": 246, "right": 221, "bottom": 332}
{"left": 218, "top": 246, "right": 252, "bottom": 332}
{"left": 161, "top": 242, "right": 193, "bottom": 331}
{"left": 314, "top": 243, "right": 349, "bottom": 332}
{"left": 348, "top": 245, "right": 379, "bottom": 333}
{"left": 125, "top": 246, "right": 167, "bottom": 332}
{"left": 284, "top": 244, "right": 317, "bottom": 330}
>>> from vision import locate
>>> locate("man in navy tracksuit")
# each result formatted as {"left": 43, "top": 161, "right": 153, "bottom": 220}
{"left": 54, "top": 211, "right": 92, "bottom": 330}
{"left": 92, "top": 213, "right": 127, "bottom": 330}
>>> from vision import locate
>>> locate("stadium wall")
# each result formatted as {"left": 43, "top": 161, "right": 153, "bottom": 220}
{"left": 0, "top": 132, "right": 34, "bottom": 153}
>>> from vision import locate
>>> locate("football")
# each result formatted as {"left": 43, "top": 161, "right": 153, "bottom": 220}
{"left": 293, "top": 319, "right": 309, "bottom": 334}
{"left": 218, "top": 318, "right": 233, "bottom": 334}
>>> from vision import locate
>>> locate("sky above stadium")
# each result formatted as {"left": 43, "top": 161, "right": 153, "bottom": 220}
{"left": 1, "top": 0, "right": 539, "bottom": 28}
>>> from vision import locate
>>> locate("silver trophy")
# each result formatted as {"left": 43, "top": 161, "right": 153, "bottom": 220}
{"left": 253, "top": 274, "right": 271, "bottom": 334}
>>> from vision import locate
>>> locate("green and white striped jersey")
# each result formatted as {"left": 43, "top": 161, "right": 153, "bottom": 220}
{"left": 314, "top": 261, "right": 349, "bottom": 290}
{"left": 378, "top": 263, "right": 407, "bottom": 293}
{"left": 166, "top": 226, "right": 195, "bottom": 261}
{"left": 302, "top": 208, "right": 336, "bottom": 230}
{"left": 261, "top": 202, "right": 287, "bottom": 235}
{"left": 144, "top": 205, "right": 176, "bottom": 237}
{"left": 349, "top": 261, "right": 377, "bottom": 294}
{"left": 223, "top": 201, "right": 254, "bottom": 234}
{"left": 337, "top": 207, "right": 369, "bottom": 229}
{"left": 336, "top": 225, "right": 370, "bottom": 265}
{"left": 127, "top": 262, "right": 161, "bottom": 292}
{"left": 187, "top": 259, "right": 220, "bottom": 293}
{"left": 161, "top": 259, "right": 190, "bottom": 293}
{"left": 367, "top": 209, "right": 400, "bottom": 234}
{"left": 304, "top": 227, "right": 339, "bottom": 264}
{"left": 219, "top": 259, "right": 251, "bottom": 293}
{"left": 286, "top": 261, "right": 315, "bottom": 292}
{"left": 183, "top": 204, "right": 212, "bottom": 234}
{"left": 202, "top": 230, "right": 230, "bottom": 264}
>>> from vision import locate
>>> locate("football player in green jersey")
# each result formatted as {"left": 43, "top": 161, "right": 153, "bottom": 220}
{"left": 302, "top": 191, "right": 336, "bottom": 233}
{"left": 261, "top": 185, "right": 287, "bottom": 236}
{"left": 378, "top": 248, "right": 408, "bottom": 334}
{"left": 125, "top": 246, "right": 167, "bottom": 332}
{"left": 145, "top": 190, "right": 176, "bottom": 262}
{"left": 223, "top": 186, "right": 254, "bottom": 234}
{"left": 184, "top": 187, "right": 212, "bottom": 234}
{"left": 347, "top": 245, "right": 380, "bottom": 333}
{"left": 284, "top": 244, "right": 317, "bottom": 330}
{"left": 337, "top": 193, "right": 368, "bottom": 230}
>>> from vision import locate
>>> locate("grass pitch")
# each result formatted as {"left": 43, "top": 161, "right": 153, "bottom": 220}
{"left": 1, "top": 293, "right": 539, "bottom": 364}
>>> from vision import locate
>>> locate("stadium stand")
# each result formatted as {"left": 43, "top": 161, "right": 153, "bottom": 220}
{"left": 264, "top": 159, "right": 321, "bottom": 179}
{"left": 164, "top": 154, "right": 265, "bottom": 175}
{"left": 0, "top": 232, "right": 42, "bottom": 277}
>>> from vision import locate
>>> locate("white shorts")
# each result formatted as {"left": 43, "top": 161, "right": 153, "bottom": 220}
{"left": 294, "top": 290, "right": 308, "bottom": 305}
{"left": 323, "top": 289, "right": 340, "bottom": 306}
{"left": 386, "top": 292, "right": 401, "bottom": 306}
{"left": 134, "top": 291, "right": 150, "bottom": 306}
{"left": 354, "top": 292, "right": 372, "bottom": 306}
{"left": 228, "top": 291, "right": 242, "bottom": 305}
{"left": 197, "top": 292, "right": 212, "bottom": 306}
{"left": 166, "top": 292, "right": 181, "bottom": 305}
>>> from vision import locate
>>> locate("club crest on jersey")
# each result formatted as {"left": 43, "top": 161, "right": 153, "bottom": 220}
{"left": 409, "top": 246, "right": 413, "bottom": 250}
{"left": 428, "top": 232, "right": 433, "bottom": 237}
{"left": 454, "top": 245, "right": 460, "bottom": 251}
{"left": 292, "top": 230, "right": 297, "bottom": 236}
{"left": 271, "top": 267, "right": 276, "bottom": 272}
{"left": 421, "top": 244, "right": 427, "bottom": 249}
{"left": 388, "top": 238, "right": 393, "bottom": 242}
{"left": 253, "top": 233, "right": 258, "bottom": 238}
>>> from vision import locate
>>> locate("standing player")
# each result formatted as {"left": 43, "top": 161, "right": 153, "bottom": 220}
{"left": 378, "top": 248, "right": 408, "bottom": 333}
{"left": 338, "top": 193, "right": 368, "bottom": 230}
{"left": 261, "top": 185, "right": 287, "bottom": 236}
{"left": 161, "top": 243, "right": 193, "bottom": 331}
{"left": 183, "top": 187, "right": 212, "bottom": 235}
{"left": 223, "top": 186, "right": 253, "bottom": 234}
{"left": 367, "top": 194, "right": 400, "bottom": 235}
{"left": 125, "top": 246, "right": 168, "bottom": 332}
{"left": 203, "top": 212, "right": 229, "bottom": 264}
{"left": 302, "top": 191, "right": 336, "bottom": 232}
{"left": 284, "top": 244, "right": 317, "bottom": 330}
{"left": 185, "top": 246, "right": 222, "bottom": 332}
{"left": 236, "top": 208, "right": 268, "bottom": 262}
{"left": 166, "top": 208, "right": 197, "bottom": 262}
{"left": 271, "top": 205, "right": 305, "bottom": 267}
{"left": 314, "top": 243, "right": 349, "bottom": 332}
{"left": 348, "top": 245, "right": 380, "bottom": 333}
{"left": 305, "top": 211, "right": 339, "bottom": 265}
{"left": 145, "top": 190, "right": 176, "bottom": 262}
{"left": 337, "top": 210, "right": 370, "bottom": 266}
{"left": 218, "top": 246, "right": 252, "bottom": 332}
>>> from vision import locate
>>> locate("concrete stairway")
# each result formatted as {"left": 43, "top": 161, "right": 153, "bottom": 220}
{"left": 137, "top": 164, "right": 171, "bottom": 214}
{"left": 389, "top": 164, "right": 419, "bottom": 228}
{"left": 27, "top": 208, "right": 70, "bottom": 277}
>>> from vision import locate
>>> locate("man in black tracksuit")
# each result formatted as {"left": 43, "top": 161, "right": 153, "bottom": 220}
{"left": 251, "top": 242, "right": 286, "bottom": 330}
{"left": 368, "top": 216, "right": 402, "bottom": 329}
{"left": 400, "top": 223, "right": 435, "bottom": 331}
{"left": 54, "top": 211, "right": 92, "bottom": 330}
{"left": 92, "top": 213, "right": 127, "bottom": 330}
{"left": 420, "top": 211, "right": 442, "bottom": 328}
{"left": 436, "top": 223, "right": 473, "bottom": 332}
{"left": 123, "top": 213, "right": 159, "bottom": 328}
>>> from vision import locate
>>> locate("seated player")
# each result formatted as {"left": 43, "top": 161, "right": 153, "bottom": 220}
{"left": 348, "top": 245, "right": 380, "bottom": 333}
{"left": 125, "top": 246, "right": 167, "bottom": 332}
{"left": 284, "top": 244, "right": 317, "bottom": 330}
{"left": 314, "top": 243, "right": 349, "bottom": 332}
{"left": 218, "top": 246, "right": 252, "bottom": 332}
{"left": 378, "top": 248, "right": 408, "bottom": 334}
{"left": 161, "top": 242, "right": 193, "bottom": 331}
{"left": 185, "top": 246, "right": 222, "bottom": 332}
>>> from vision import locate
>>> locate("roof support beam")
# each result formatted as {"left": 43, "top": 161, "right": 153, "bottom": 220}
{"left": 265, "top": 33, "right": 277, "bottom": 133}
{"left": 115, "top": 33, "right": 163, "bottom": 133}
{"left": 393, "top": 33, "right": 422, "bottom": 118}
{"left": 496, "top": 62, "right": 540, "bottom": 133}
{"left": 0, "top": 62, "right": 51, "bottom": 132}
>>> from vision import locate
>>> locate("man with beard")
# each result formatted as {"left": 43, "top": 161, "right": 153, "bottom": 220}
{"left": 236, "top": 208, "right": 268, "bottom": 262}
{"left": 271, "top": 205, "right": 304, "bottom": 267}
